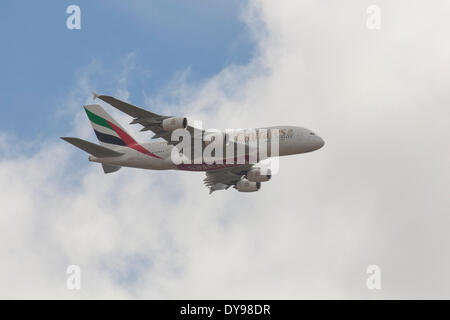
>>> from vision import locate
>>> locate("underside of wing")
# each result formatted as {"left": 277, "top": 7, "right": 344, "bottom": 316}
{"left": 204, "top": 165, "right": 253, "bottom": 194}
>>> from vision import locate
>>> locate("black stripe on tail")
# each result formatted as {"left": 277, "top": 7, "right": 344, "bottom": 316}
{"left": 94, "top": 130, "right": 126, "bottom": 146}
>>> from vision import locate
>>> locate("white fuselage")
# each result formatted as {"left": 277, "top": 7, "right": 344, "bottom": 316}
{"left": 88, "top": 126, "right": 325, "bottom": 172}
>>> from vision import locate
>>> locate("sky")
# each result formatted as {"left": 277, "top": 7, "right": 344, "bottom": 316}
{"left": 0, "top": 0, "right": 253, "bottom": 140}
{"left": 1, "top": 0, "right": 450, "bottom": 299}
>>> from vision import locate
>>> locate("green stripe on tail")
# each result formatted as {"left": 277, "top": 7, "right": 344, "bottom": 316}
{"left": 84, "top": 107, "right": 112, "bottom": 130}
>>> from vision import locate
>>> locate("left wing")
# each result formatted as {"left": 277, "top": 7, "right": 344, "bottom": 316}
{"left": 204, "top": 164, "right": 253, "bottom": 194}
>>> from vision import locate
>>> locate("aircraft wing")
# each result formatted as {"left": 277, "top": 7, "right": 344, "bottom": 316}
{"left": 204, "top": 164, "right": 254, "bottom": 194}
{"left": 94, "top": 94, "right": 203, "bottom": 143}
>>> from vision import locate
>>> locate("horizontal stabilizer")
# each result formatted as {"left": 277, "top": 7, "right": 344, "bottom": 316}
{"left": 61, "top": 137, "right": 124, "bottom": 158}
{"left": 102, "top": 163, "right": 121, "bottom": 174}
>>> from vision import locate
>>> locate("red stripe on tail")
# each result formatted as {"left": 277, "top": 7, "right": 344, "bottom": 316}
{"left": 105, "top": 120, "right": 161, "bottom": 159}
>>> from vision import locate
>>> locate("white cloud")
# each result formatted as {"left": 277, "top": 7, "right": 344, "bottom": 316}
{"left": 1, "top": 0, "right": 450, "bottom": 298}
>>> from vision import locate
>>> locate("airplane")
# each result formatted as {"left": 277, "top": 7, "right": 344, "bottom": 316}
{"left": 61, "top": 94, "right": 325, "bottom": 193}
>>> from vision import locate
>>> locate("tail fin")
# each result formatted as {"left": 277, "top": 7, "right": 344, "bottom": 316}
{"left": 84, "top": 104, "right": 134, "bottom": 149}
{"left": 61, "top": 137, "right": 123, "bottom": 158}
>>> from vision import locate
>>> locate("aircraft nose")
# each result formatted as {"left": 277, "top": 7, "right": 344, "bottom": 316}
{"left": 314, "top": 136, "right": 325, "bottom": 150}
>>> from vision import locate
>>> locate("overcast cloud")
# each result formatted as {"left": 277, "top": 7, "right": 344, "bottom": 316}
{"left": 1, "top": 0, "right": 449, "bottom": 298}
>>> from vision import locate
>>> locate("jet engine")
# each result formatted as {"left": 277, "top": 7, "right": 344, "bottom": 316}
{"left": 236, "top": 178, "right": 261, "bottom": 192}
{"left": 247, "top": 168, "right": 272, "bottom": 182}
{"left": 161, "top": 117, "right": 187, "bottom": 131}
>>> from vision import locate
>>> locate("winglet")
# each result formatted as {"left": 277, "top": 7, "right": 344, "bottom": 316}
{"left": 208, "top": 183, "right": 228, "bottom": 194}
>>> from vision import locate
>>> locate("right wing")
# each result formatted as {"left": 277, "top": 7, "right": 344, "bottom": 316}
{"left": 94, "top": 94, "right": 204, "bottom": 144}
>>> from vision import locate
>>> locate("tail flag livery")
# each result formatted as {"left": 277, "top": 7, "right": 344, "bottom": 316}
{"left": 84, "top": 104, "right": 161, "bottom": 159}
{"left": 84, "top": 104, "right": 129, "bottom": 148}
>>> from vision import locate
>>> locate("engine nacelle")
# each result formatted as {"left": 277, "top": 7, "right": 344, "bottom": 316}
{"left": 161, "top": 117, "right": 187, "bottom": 131}
{"left": 247, "top": 168, "right": 272, "bottom": 182}
{"left": 236, "top": 179, "right": 261, "bottom": 192}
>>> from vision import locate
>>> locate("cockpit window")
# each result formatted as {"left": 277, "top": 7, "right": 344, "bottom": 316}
{"left": 309, "top": 132, "right": 316, "bottom": 135}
